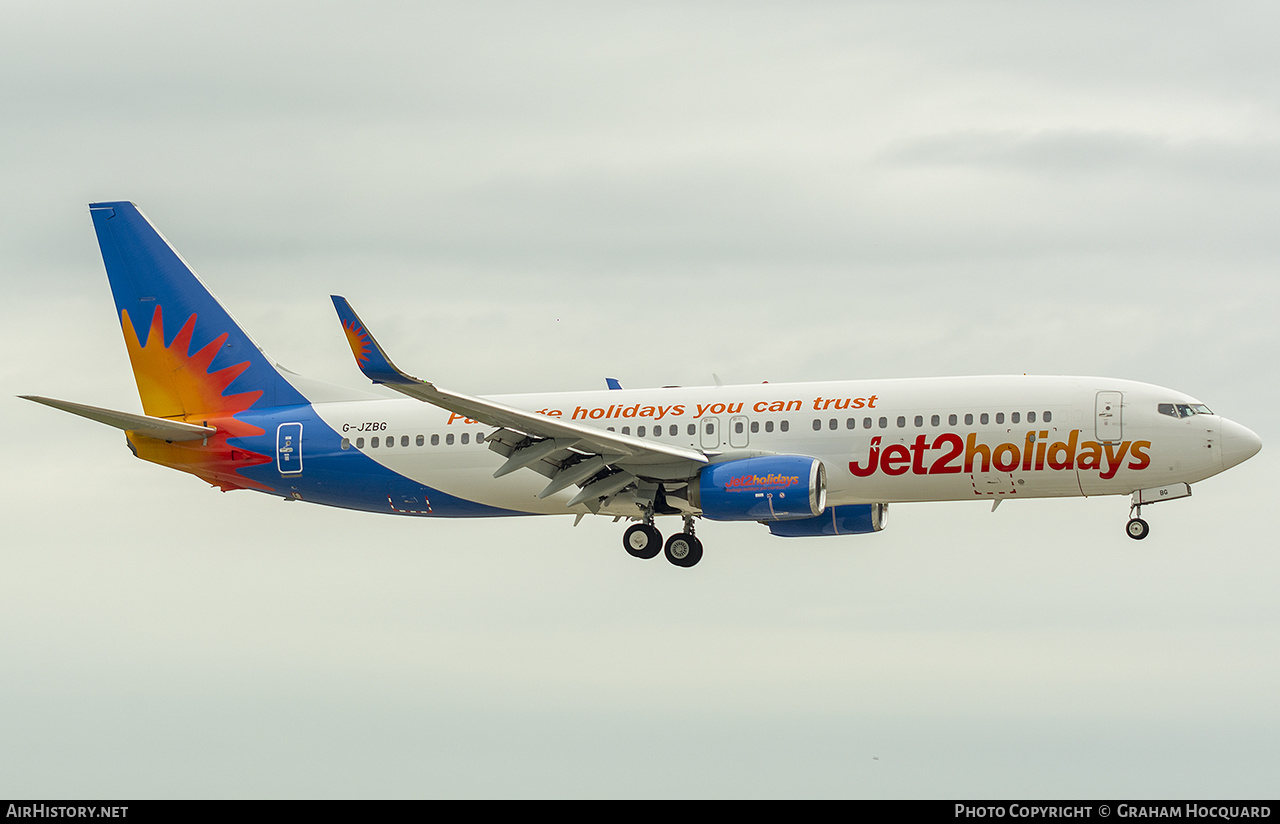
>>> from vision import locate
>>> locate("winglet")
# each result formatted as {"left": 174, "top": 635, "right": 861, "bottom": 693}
{"left": 330, "top": 296, "right": 422, "bottom": 387}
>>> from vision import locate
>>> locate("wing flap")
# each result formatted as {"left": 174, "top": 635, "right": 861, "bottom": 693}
{"left": 492, "top": 437, "right": 580, "bottom": 478}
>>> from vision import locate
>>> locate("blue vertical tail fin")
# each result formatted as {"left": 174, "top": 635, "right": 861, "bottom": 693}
{"left": 89, "top": 201, "right": 308, "bottom": 418}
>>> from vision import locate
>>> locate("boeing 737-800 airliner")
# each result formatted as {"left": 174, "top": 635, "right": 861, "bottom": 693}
{"left": 22, "top": 202, "right": 1262, "bottom": 568}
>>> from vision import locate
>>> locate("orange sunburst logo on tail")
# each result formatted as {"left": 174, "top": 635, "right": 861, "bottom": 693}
{"left": 341, "top": 318, "right": 373, "bottom": 367}
{"left": 121, "top": 306, "right": 272, "bottom": 491}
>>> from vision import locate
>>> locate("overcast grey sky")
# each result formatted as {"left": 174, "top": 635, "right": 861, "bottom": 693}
{"left": 2, "top": 1, "right": 1277, "bottom": 799}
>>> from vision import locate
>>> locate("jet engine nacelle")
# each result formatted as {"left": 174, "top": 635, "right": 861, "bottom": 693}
{"left": 692, "top": 455, "right": 826, "bottom": 521}
{"left": 766, "top": 503, "right": 889, "bottom": 537}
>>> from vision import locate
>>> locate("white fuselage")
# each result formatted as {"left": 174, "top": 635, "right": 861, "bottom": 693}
{"left": 307, "top": 375, "right": 1250, "bottom": 518}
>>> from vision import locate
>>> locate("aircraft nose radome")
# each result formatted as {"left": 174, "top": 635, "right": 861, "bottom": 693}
{"left": 1221, "top": 419, "right": 1262, "bottom": 470}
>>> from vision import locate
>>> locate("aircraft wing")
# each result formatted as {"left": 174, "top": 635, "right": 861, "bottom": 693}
{"left": 330, "top": 297, "right": 708, "bottom": 509}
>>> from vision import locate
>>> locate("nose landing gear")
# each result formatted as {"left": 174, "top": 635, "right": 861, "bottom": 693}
{"left": 1126, "top": 502, "right": 1150, "bottom": 540}
{"left": 1124, "top": 484, "right": 1194, "bottom": 541}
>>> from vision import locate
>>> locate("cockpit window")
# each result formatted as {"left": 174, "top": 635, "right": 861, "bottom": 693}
{"left": 1159, "top": 403, "right": 1214, "bottom": 418}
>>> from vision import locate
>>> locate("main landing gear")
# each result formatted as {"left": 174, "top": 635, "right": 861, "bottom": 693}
{"left": 623, "top": 522, "right": 662, "bottom": 559}
{"left": 623, "top": 514, "right": 703, "bottom": 567}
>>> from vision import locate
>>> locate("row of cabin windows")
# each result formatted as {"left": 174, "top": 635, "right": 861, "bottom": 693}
{"left": 341, "top": 422, "right": 790, "bottom": 450}
{"left": 608, "top": 420, "right": 792, "bottom": 438}
{"left": 341, "top": 432, "right": 488, "bottom": 450}
{"left": 812, "top": 410, "right": 1054, "bottom": 432}
{"left": 340, "top": 408, "right": 1055, "bottom": 450}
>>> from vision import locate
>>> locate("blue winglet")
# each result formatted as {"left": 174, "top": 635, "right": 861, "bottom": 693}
{"left": 330, "top": 296, "right": 418, "bottom": 386}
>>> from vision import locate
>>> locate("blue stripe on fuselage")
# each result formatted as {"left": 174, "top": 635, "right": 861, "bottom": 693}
{"left": 231, "top": 405, "right": 527, "bottom": 517}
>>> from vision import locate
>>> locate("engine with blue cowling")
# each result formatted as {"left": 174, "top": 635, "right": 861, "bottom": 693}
{"left": 691, "top": 455, "right": 827, "bottom": 521}
{"left": 766, "top": 503, "right": 889, "bottom": 537}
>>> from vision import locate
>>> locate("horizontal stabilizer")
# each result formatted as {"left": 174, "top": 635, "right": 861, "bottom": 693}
{"left": 20, "top": 395, "right": 216, "bottom": 442}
